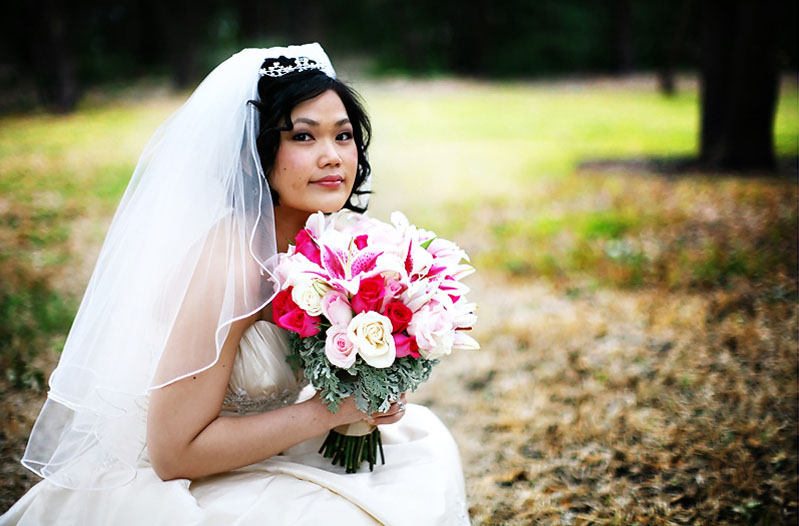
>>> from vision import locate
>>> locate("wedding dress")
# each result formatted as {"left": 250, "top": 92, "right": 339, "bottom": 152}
{"left": 1, "top": 321, "right": 470, "bottom": 525}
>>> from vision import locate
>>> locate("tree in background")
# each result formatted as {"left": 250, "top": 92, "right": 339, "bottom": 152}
{"left": 699, "top": 0, "right": 782, "bottom": 170}
{"left": 657, "top": 0, "right": 694, "bottom": 95}
{"left": 1, "top": 0, "right": 795, "bottom": 149}
{"left": 610, "top": 0, "right": 634, "bottom": 75}
{"left": 22, "top": 0, "right": 79, "bottom": 113}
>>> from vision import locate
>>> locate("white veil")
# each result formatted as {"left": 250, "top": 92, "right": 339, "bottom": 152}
{"left": 21, "top": 44, "right": 336, "bottom": 490}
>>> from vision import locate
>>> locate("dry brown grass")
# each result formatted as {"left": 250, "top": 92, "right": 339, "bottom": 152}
{"left": 415, "top": 270, "right": 797, "bottom": 525}
{"left": 6, "top": 270, "right": 795, "bottom": 523}
{"left": 410, "top": 168, "right": 798, "bottom": 525}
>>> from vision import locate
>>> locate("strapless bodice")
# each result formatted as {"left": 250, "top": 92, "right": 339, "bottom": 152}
{"left": 221, "top": 321, "right": 309, "bottom": 415}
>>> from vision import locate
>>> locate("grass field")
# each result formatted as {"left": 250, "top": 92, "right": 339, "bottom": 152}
{"left": 1, "top": 75, "right": 797, "bottom": 523}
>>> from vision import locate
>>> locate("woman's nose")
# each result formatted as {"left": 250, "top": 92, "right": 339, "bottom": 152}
{"left": 318, "top": 139, "right": 342, "bottom": 167}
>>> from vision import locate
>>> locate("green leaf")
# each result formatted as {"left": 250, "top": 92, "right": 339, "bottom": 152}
{"left": 285, "top": 332, "right": 438, "bottom": 414}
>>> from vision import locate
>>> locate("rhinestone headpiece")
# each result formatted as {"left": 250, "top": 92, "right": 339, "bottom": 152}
{"left": 259, "top": 56, "right": 322, "bottom": 78}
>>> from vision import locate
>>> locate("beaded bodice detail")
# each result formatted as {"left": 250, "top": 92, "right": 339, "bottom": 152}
{"left": 221, "top": 321, "right": 308, "bottom": 415}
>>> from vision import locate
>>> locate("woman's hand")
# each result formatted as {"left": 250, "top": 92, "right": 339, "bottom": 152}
{"left": 319, "top": 392, "right": 408, "bottom": 428}
{"left": 310, "top": 392, "right": 365, "bottom": 427}
{"left": 366, "top": 393, "right": 407, "bottom": 426}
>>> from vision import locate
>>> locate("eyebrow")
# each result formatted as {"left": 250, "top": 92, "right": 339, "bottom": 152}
{"left": 293, "top": 117, "right": 351, "bottom": 126}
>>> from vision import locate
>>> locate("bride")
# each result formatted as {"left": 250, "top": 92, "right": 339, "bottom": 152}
{"left": 1, "top": 44, "right": 469, "bottom": 526}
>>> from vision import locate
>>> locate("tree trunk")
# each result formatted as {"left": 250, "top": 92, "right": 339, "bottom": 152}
{"left": 153, "top": 0, "right": 205, "bottom": 89}
{"left": 658, "top": 0, "right": 693, "bottom": 96}
{"left": 27, "top": 0, "right": 79, "bottom": 112}
{"left": 610, "top": 0, "right": 634, "bottom": 75}
{"left": 288, "top": 0, "right": 324, "bottom": 46}
{"left": 236, "top": 0, "right": 264, "bottom": 42}
{"left": 699, "top": 0, "right": 780, "bottom": 170}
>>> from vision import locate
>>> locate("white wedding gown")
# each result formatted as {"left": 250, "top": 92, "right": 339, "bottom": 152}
{"left": 1, "top": 321, "right": 469, "bottom": 525}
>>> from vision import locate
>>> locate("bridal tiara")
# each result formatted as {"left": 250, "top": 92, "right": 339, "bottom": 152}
{"left": 259, "top": 56, "right": 323, "bottom": 78}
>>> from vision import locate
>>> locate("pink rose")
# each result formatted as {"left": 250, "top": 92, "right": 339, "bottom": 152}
{"left": 351, "top": 275, "right": 386, "bottom": 314}
{"left": 393, "top": 333, "right": 420, "bottom": 359}
{"left": 321, "top": 291, "right": 353, "bottom": 327}
{"left": 325, "top": 326, "right": 357, "bottom": 368}
{"left": 384, "top": 301, "right": 412, "bottom": 333}
{"left": 295, "top": 228, "right": 321, "bottom": 265}
{"left": 278, "top": 308, "right": 320, "bottom": 338}
{"left": 383, "top": 278, "right": 406, "bottom": 301}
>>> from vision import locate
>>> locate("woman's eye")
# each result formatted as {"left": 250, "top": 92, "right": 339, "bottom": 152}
{"left": 337, "top": 131, "right": 353, "bottom": 141}
{"left": 292, "top": 132, "right": 313, "bottom": 141}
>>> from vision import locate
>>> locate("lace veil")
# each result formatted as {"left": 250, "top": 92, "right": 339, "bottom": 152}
{"left": 21, "top": 44, "right": 336, "bottom": 489}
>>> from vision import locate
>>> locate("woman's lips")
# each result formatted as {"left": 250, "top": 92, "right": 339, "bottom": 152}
{"left": 312, "top": 175, "right": 344, "bottom": 188}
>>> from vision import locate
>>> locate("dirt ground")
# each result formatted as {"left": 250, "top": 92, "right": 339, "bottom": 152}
{"left": 2, "top": 266, "right": 797, "bottom": 524}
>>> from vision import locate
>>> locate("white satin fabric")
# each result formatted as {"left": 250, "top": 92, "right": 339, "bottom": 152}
{"left": 1, "top": 322, "right": 469, "bottom": 526}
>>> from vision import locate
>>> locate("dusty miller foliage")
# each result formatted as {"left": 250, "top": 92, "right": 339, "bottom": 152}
{"left": 286, "top": 331, "right": 437, "bottom": 414}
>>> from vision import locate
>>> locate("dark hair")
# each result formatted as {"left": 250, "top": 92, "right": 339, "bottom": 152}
{"left": 250, "top": 58, "right": 372, "bottom": 212}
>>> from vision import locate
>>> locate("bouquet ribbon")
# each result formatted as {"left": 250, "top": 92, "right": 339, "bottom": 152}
{"left": 334, "top": 421, "right": 376, "bottom": 437}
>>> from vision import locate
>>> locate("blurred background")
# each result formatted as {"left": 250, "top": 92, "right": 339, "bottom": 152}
{"left": 2, "top": 1, "right": 797, "bottom": 112}
{"left": 1, "top": 1, "right": 797, "bottom": 524}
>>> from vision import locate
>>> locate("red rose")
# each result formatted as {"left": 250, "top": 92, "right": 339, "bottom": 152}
{"left": 351, "top": 276, "right": 386, "bottom": 314}
{"left": 295, "top": 229, "right": 321, "bottom": 265}
{"left": 393, "top": 333, "right": 420, "bottom": 358}
{"left": 278, "top": 307, "right": 320, "bottom": 337}
{"left": 384, "top": 301, "right": 412, "bottom": 333}
{"left": 272, "top": 288, "right": 297, "bottom": 321}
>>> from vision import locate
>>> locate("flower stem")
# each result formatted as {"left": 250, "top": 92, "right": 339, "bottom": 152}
{"left": 317, "top": 428, "right": 384, "bottom": 473}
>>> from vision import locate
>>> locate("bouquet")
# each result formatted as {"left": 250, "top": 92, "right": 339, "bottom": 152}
{"left": 271, "top": 210, "right": 479, "bottom": 473}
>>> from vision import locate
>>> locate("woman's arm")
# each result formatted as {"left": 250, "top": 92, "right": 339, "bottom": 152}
{"left": 146, "top": 311, "right": 405, "bottom": 481}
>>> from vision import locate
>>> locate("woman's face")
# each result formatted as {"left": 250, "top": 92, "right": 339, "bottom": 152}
{"left": 269, "top": 89, "right": 358, "bottom": 217}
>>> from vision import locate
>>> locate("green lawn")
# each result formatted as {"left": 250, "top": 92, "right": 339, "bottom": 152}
{"left": 1, "top": 77, "right": 795, "bottom": 230}
{"left": 0, "top": 95, "right": 184, "bottom": 212}
{"left": 362, "top": 78, "right": 796, "bottom": 221}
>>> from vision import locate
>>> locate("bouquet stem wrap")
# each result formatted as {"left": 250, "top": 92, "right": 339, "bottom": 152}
{"left": 334, "top": 421, "right": 375, "bottom": 437}
{"left": 319, "top": 422, "right": 384, "bottom": 473}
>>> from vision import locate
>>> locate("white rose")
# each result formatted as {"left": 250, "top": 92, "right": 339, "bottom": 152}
{"left": 291, "top": 279, "right": 329, "bottom": 316}
{"left": 347, "top": 312, "right": 396, "bottom": 368}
